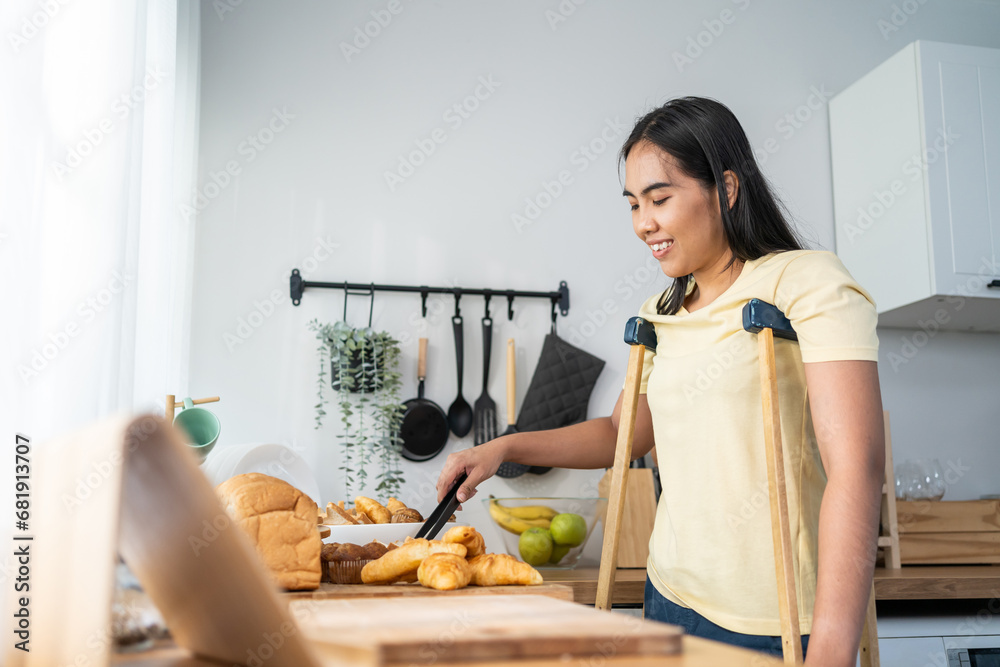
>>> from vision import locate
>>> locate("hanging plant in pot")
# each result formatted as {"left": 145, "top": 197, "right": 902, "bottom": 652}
{"left": 310, "top": 319, "right": 406, "bottom": 498}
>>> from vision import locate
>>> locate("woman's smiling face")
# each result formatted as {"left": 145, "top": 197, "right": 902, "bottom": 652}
{"left": 623, "top": 140, "right": 731, "bottom": 280}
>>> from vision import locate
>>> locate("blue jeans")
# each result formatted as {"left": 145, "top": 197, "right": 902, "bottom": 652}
{"left": 643, "top": 577, "right": 809, "bottom": 658}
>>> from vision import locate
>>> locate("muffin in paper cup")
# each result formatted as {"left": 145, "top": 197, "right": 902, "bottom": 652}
{"left": 321, "top": 542, "right": 390, "bottom": 585}
{"left": 327, "top": 559, "right": 374, "bottom": 585}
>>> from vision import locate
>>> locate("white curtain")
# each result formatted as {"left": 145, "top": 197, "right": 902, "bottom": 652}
{"left": 0, "top": 0, "right": 201, "bottom": 443}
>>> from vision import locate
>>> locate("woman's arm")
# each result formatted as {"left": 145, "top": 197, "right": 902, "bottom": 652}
{"left": 436, "top": 392, "right": 655, "bottom": 502}
{"left": 803, "top": 360, "right": 885, "bottom": 667}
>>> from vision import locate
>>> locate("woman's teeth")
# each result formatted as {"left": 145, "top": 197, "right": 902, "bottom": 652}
{"left": 651, "top": 241, "right": 672, "bottom": 251}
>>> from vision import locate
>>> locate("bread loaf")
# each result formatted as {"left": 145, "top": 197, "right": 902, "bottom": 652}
{"left": 216, "top": 473, "right": 321, "bottom": 591}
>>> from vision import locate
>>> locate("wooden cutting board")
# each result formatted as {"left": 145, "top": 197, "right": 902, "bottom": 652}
{"left": 285, "top": 582, "right": 573, "bottom": 601}
{"left": 599, "top": 467, "right": 657, "bottom": 568}
{"left": 293, "top": 594, "right": 682, "bottom": 666}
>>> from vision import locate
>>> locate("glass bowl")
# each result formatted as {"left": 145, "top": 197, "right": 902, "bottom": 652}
{"left": 482, "top": 497, "right": 607, "bottom": 570}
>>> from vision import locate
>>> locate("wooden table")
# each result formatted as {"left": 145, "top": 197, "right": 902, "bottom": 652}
{"left": 550, "top": 566, "right": 1000, "bottom": 605}
{"left": 113, "top": 635, "right": 784, "bottom": 666}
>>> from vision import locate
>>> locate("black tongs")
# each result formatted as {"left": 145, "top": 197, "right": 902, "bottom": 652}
{"left": 415, "top": 471, "right": 468, "bottom": 540}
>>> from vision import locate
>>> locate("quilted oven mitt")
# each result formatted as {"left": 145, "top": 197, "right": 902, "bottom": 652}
{"left": 514, "top": 333, "right": 606, "bottom": 475}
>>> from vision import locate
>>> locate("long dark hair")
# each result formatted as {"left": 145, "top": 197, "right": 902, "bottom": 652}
{"left": 620, "top": 97, "right": 804, "bottom": 315}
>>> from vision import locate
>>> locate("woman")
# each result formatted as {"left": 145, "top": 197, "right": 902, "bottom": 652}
{"left": 436, "top": 97, "right": 885, "bottom": 665}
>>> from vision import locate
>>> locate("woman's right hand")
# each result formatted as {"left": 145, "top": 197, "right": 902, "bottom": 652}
{"left": 436, "top": 437, "right": 509, "bottom": 503}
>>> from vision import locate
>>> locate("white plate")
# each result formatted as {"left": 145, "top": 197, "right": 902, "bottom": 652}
{"left": 322, "top": 523, "right": 466, "bottom": 545}
{"left": 205, "top": 443, "right": 321, "bottom": 506}
{"left": 230, "top": 444, "right": 321, "bottom": 505}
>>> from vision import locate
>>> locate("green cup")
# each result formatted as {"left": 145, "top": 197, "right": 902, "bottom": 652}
{"left": 173, "top": 397, "right": 221, "bottom": 463}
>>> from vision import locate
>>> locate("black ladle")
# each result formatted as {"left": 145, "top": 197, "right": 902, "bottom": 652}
{"left": 448, "top": 314, "right": 473, "bottom": 437}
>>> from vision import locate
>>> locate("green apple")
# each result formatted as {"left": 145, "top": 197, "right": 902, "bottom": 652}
{"left": 518, "top": 526, "right": 553, "bottom": 566}
{"left": 549, "top": 513, "right": 587, "bottom": 547}
{"left": 549, "top": 543, "right": 572, "bottom": 564}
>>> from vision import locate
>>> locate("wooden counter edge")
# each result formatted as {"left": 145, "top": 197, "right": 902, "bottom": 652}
{"left": 112, "top": 636, "right": 783, "bottom": 666}
{"left": 547, "top": 567, "right": 1000, "bottom": 604}
{"left": 873, "top": 566, "right": 1000, "bottom": 600}
{"left": 543, "top": 568, "right": 647, "bottom": 606}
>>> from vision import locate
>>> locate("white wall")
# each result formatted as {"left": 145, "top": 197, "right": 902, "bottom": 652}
{"left": 190, "top": 0, "right": 1000, "bottom": 547}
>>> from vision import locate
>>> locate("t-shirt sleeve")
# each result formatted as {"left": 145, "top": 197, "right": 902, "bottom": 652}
{"left": 773, "top": 252, "right": 879, "bottom": 363}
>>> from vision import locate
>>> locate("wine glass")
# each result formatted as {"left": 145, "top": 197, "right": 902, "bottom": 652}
{"left": 918, "top": 458, "right": 946, "bottom": 501}
{"left": 895, "top": 460, "right": 922, "bottom": 500}
{"left": 894, "top": 460, "right": 913, "bottom": 500}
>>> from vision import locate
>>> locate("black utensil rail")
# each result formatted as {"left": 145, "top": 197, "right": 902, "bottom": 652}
{"left": 289, "top": 270, "right": 570, "bottom": 321}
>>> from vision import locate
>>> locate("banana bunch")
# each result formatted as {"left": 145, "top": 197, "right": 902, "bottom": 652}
{"left": 488, "top": 497, "right": 559, "bottom": 535}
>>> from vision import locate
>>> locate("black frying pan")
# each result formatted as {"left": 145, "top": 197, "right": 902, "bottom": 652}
{"left": 400, "top": 338, "right": 450, "bottom": 461}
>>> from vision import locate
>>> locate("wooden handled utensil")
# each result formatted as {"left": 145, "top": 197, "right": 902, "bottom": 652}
{"left": 496, "top": 338, "right": 530, "bottom": 478}
{"left": 400, "top": 338, "right": 450, "bottom": 461}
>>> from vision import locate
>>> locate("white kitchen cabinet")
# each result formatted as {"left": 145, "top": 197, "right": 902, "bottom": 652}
{"left": 830, "top": 40, "right": 1000, "bottom": 331}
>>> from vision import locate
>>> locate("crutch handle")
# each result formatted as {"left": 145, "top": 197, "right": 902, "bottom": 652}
{"left": 742, "top": 298, "right": 798, "bottom": 340}
{"left": 623, "top": 316, "right": 658, "bottom": 350}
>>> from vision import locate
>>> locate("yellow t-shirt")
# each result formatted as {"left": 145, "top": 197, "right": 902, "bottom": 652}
{"left": 639, "top": 249, "right": 878, "bottom": 636}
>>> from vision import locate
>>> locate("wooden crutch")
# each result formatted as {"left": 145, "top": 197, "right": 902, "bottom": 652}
{"left": 743, "top": 299, "right": 880, "bottom": 666}
{"left": 596, "top": 316, "right": 657, "bottom": 611}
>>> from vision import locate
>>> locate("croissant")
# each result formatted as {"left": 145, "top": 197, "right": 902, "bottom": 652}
{"left": 417, "top": 553, "right": 472, "bottom": 590}
{"left": 442, "top": 525, "right": 486, "bottom": 559}
{"left": 354, "top": 496, "right": 392, "bottom": 524}
{"left": 360, "top": 538, "right": 467, "bottom": 584}
{"left": 468, "top": 553, "right": 542, "bottom": 586}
